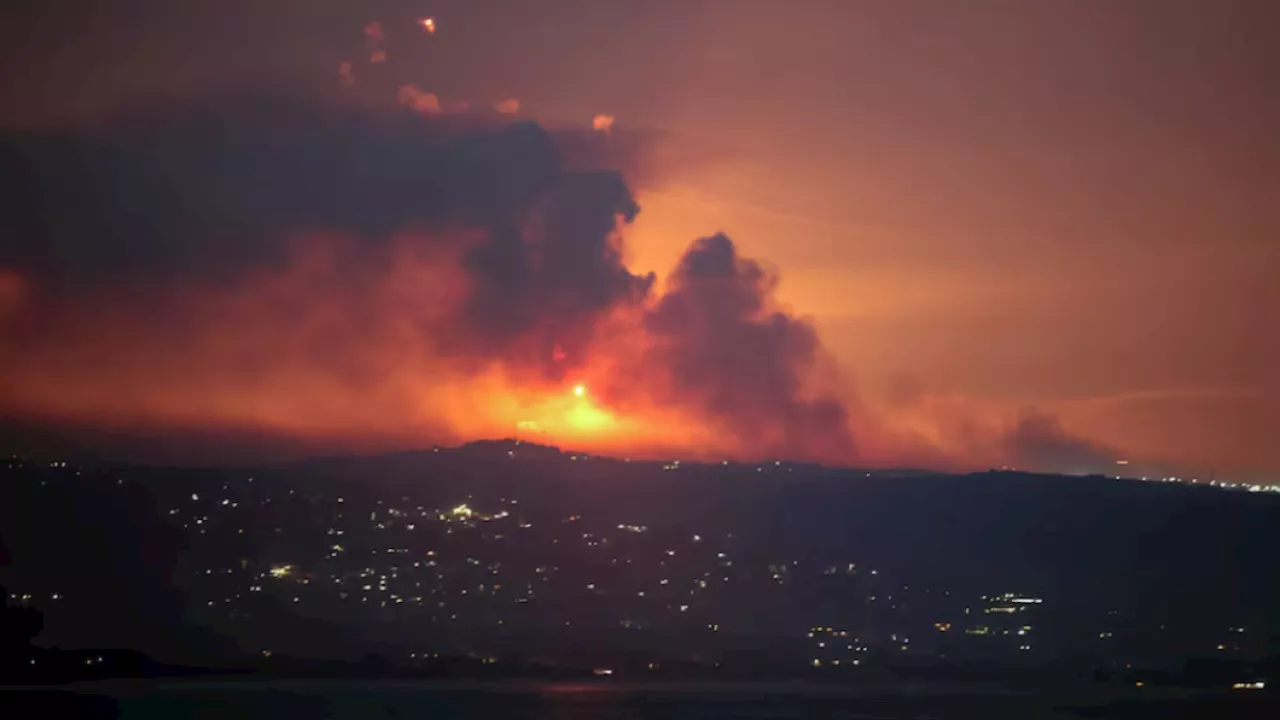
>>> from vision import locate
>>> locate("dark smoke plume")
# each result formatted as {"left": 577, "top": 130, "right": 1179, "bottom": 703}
{"left": 0, "top": 93, "right": 654, "bottom": 374}
{"left": 0, "top": 91, "right": 859, "bottom": 463}
{"left": 643, "top": 234, "right": 856, "bottom": 460}
{"left": 1004, "top": 412, "right": 1119, "bottom": 475}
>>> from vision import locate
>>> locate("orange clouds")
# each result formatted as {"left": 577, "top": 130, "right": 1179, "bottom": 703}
{"left": 338, "top": 61, "right": 355, "bottom": 87}
{"left": 397, "top": 84, "right": 440, "bottom": 114}
{"left": 0, "top": 90, "right": 1123, "bottom": 473}
{"left": 0, "top": 95, "right": 821, "bottom": 463}
{"left": 0, "top": 233, "right": 746, "bottom": 462}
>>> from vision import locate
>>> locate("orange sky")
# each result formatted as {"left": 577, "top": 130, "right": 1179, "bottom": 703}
{"left": 1, "top": 0, "right": 1277, "bottom": 478}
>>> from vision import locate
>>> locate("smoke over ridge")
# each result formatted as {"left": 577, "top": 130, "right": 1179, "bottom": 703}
{"left": 0, "top": 91, "right": 874, "bottom": 464}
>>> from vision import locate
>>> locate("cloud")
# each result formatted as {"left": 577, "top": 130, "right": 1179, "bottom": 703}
{"left": 338, "top": 61, "right": 355, "bottom": 87}
{"left": 862, "top": 382, "right": 1131, "bottom": 474}
{"left": 0, "top": 91, "right": 761, "bottom": 460}
{"left": 592, "top": 114, "right": 614, "bottom": 132}
{"left": 1002, "top": 412, "right": 1120, "bottom": 474}
{"left": 397, "top": 84, "right": 439, "bottom": 114}
{"left": 0, "top": 92, "right": 653, "bottom": 374}
{"left": 0, "top": 88, "right": 1119, "bottom": 471}
{"left": 639, "top": 234, "right": 858, "bottom": 460}
{"left": 494, "top": 98, "right": 520, "bottom": 115}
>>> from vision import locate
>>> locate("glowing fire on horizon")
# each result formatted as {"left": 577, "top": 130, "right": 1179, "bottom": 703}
{"left": 512, "top": 381, "right": 625, "bottom": 440}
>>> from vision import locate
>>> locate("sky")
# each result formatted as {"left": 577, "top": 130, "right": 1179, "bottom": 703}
{"left": 0, "top": 0, "right": 1277, "bottom": 479}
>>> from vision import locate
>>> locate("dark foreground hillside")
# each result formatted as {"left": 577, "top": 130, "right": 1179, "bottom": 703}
{"left": 3, "top": 442, "right": 1279, "bottom": 692}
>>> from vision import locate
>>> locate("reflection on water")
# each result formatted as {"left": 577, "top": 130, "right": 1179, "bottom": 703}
{"left": 1, "top": 680, "right": 1262, "bottom": 719}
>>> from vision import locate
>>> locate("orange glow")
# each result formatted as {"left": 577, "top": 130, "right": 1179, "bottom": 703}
{"left": 0, "top": 2, "right": 1273, "bottom": 481}
{"left": 0, "top": 233, "right": 743, "bottom": 462}
{"left": 398, "top": 85, "right": 440, "bottom": 114}
{"left": 0, "top": 227, "right": 1074, "bottom": 470}
{"left": 0, "top": 223, "right": 1121, "bottom": 472}
{"left": 337, "top": 61, "right": 355, "bottom": 87}
{"left": 0, "top": 269, "right": 25, "bottom": 319}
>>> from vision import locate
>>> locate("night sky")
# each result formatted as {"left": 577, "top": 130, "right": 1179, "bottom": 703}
{"left": 0, "top": 1, "right": 1277, "bottom": 479}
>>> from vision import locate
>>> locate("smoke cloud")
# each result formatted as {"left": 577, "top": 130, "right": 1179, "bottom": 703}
{"left": 640, "top": 234, "right": 857, "bottom": 460}
{"left": 1003, "top": 412, "right": 1120, "bottom": 475}
{"left": 0, "top": 88, "right": 1121, "bottom": 472}
{"left": 397, "top": 84, "right": 440, "bottom": 114}
{"left": 0, "top": 90, "right": 862, "bottom": 463}
{"left": 337, "top": 61, "right": 356, "bottom": 87}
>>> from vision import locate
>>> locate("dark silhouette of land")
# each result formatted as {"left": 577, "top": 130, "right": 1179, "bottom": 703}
{"left": 2, "top": 441, "right": 1278, "bottom": 719}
